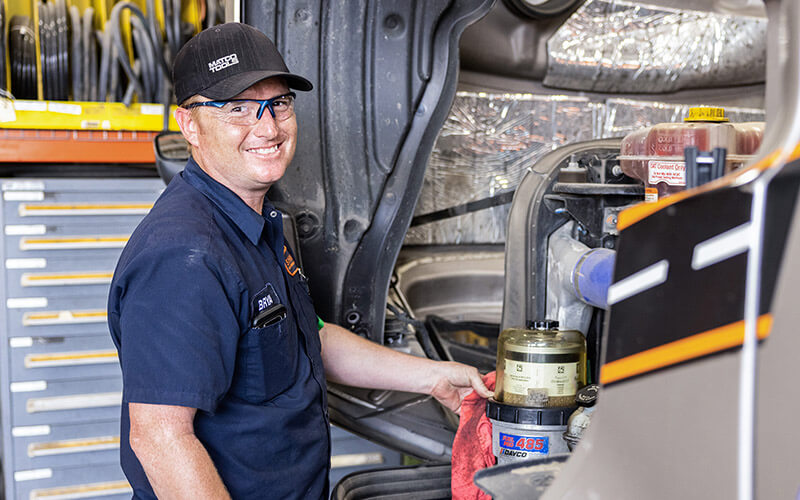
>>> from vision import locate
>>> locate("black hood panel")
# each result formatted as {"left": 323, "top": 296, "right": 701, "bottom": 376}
{"left": 244, "top": 0, "right": 493, "bottom": 343}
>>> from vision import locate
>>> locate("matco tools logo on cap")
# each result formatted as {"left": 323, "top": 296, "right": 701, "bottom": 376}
{"left": 208, "top": 53, "right": 240, "bottom": 73}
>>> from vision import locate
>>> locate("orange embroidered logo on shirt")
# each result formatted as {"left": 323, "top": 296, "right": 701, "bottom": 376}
{"left": 283, "top": 246, "right": 299, "bottom": 276}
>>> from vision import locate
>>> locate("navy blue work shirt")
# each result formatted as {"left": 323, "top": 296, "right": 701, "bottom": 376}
{"left": 108, "top": 157, "right": 330, "bottom": 499}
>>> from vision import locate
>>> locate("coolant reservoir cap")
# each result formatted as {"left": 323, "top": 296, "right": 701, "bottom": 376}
{"left": 526, "top": 319, "right": 559, "bottom": 330}
{"left": 684, "top": 106, "right": 729, "bottom": 123}
{"left": 486, "top": 398, "right": 575, "bottom": 425}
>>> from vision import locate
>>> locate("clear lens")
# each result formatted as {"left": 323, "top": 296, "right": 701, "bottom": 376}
{"left": 205, "top": 95, "right": 296, "bottom": 126}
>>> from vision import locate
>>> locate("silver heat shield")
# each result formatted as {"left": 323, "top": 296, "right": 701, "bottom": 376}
{"left": 543, "top": 0, "right": 766, "bottom": 93}
{"left": 601, "top": 98, "right": 766, "bottom": 138}
{"left": 406, "top": 92, "right": 764, "bottom": 245}
{"left": 405, "top": 93, "right": 600, "bottom": 245}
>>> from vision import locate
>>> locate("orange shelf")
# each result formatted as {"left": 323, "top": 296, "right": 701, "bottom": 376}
{"left": 0, "top": 129, "right": 157, "bottom": 163}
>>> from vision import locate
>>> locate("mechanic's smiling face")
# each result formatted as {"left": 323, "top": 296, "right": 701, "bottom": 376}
{"left": 175, "top": 77, "right": 298, "bottom": 213}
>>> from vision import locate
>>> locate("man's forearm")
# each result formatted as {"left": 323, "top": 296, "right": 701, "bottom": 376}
{"left": 129, "top": 402, "right": 230, "bottom": 500}
{"left": 319, "top": 322, "right": 439, "bottom": 393}
{"left": 133, "top": 431, "right": 230, "bottom": 500}
{"left": 319, "top": 323, "right": 492, "bottom": 413}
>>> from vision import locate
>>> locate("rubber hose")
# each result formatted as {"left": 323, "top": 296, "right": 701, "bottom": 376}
{"left": 109, "top": 38, "right": 120, "bottom": 102}
{"left": 48, "top": 1, "right": 57, "bottom": 98}
{"left": 145, "top": 0, "right": 166, "bottom": 99}
{"left": 81, "top": 8, "right": 93, "bottom": 100}
{"left": 206, "top": 0, "right": 218, "bottom": 29}
{"left": 46, "top": 2, "right": 56, "bottom": 99}
{"left": 171, "top": 0, "right": 180, "bottom": 58}
{"left": 129, "top": 20, "right": 152, "bottom": 101}
{"left": 90, "top": 29, "right": 100, "bottom": 101}
{"left": 53, "top": 1, "right": 61, "bottom": 99}
{"left": 0, "top": 2, "right": 6, "bottom": 92}
{"left": 37, "top": 3, "right": 47, "bottom": 99}
{"left": 122, "top": 59, "right": 141, "bottom": 106}
{"left": 97, "top": 20, "right": 111, "bottom": 101}
{"left": 145, "top": 0, "right": 160, "bottom": 59}
{"left": 10, "top": 16, "right": 36, "bottom": 99}
{"left": 109, "top": 2, "right": 149, "bottom": 102}
{"left": 69, "top": 6, "right": 81, "bottom": 100}
{"left": 56, "top": 0, "right": 69, "bottom": 100}
{"left": 54, "top": 0, "right": 62, "bottom": 99}
{"left": 162, "top": 0, "right": 177, "bottom": 63}
{"left": 17, "top": 16, "right": 35, "bottom": 99}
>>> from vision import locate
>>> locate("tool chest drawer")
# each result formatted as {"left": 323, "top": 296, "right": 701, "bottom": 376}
{"left": 4, "top": 230, "right": 135, "bottom": 260}
{"left": 11, "top": 419, "right": 121, "bottom": 471}
{"left": 1, "top": 178, "right": 163, "bottom": 500}
{"left": 9, "top": 334, "right": 120, "bottom": 382}
{"left": 6, "top": 296, "right": 112, "bottom": 338}
{"left": 13, "top": 462, "right": 129, "bottom": 500}
{"left": 10, "top": 377, "right": 122, "bottom": 426}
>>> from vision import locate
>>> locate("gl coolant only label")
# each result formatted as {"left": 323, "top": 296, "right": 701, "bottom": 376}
{"left": 499, "top": 432, "right": 549, "bottom": 455}
{"left": 503, "top": 360, "right": 578, "bottom": 396}
{"left": 648, "top": 160, "right": 686, "bottom": 186}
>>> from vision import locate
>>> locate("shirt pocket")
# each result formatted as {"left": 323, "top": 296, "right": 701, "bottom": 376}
{"left": 232, "top": 316, "right": 299, "bottom": 404}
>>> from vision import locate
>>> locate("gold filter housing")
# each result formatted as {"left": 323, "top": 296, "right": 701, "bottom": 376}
{"left": 494, "top": 320, "right": 587, "bottom": 407}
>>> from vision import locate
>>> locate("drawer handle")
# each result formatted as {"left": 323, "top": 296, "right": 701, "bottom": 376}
{"left": 19, "top": 202, "right": 153, "bottom": 216}
{"left": 330, "top": 452, "right": 385, "bottom": 469}
{"left": 23, "top": 310, "right": 107, "bottom": 326}
{"left": 21, "top": 272, "right": 113, "bottom": 287}
{"left": 25, "top": 350, "right": 118, "bottom": 368}
{"left": 30, "top": 480, "right": 132, "bottom": 499}
{"left": 28, "top": 436, "right": 120, "bottom": 457}
{"left": 20, "top": 236, "right": 129, "bottom": 251}
{"left": 26, "top": 392, "right": 122, "bottom": 413}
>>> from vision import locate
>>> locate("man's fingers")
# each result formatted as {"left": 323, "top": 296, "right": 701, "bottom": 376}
{"left": 469, "top": 370, "right": 493, "bottom": 398}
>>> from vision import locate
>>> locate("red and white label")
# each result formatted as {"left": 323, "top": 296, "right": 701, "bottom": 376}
{"left": 644, "top": 187, "right": 658, "bottom": 203}
{"left": 648, "top": 160, "right": 686, "bottom": 187}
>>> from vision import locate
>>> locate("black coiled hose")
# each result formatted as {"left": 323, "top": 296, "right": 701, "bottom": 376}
{"left": 9, "top": 15, "right": 36, "bottom": 99}
{"left": 0, "top": 2, "right": 6, "bottom": 92}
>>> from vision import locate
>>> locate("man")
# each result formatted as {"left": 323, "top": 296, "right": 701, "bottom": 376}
{"left": 108, "top": 22, "right": 491, "bottom": 499}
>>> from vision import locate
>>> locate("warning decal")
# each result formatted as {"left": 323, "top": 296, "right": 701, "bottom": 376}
{"left": 648, "top": 160, "right": 686, "bottom": 186}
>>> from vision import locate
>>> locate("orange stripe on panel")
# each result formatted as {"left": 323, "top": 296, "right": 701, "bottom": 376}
{"left": 600, "top": 314, "right": 772, "bottom": 385}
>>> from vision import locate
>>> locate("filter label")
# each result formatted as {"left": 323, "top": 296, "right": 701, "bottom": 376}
{"left": 648, "top": 160, "right": 686, "bottom": 186}
{"left": 504, "top": 360, "right": 578, "bottom": 397}
{"left": 499, "top": 432, "right": 549, "bottom": 455}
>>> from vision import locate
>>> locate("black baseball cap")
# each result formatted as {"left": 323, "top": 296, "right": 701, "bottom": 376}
{"left": 173, "top": 22, "right": 313, "bottom": 105}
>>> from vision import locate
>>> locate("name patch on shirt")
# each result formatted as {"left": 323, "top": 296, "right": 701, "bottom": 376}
{"left": 250, "top": 283, "right": 286, "bottom": 328}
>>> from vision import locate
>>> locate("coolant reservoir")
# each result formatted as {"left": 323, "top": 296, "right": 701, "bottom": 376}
{"left": 619, "top": 107, "right": 764, "bottom": 203}
{"left": 494, "top": 320, "right": 587, "bottom": 408}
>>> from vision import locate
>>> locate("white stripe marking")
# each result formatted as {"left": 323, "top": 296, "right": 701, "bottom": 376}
{"left": 7, "top": 297, "right": 48, "bottom": 308}
{"left": 5, "top": 224, "right": 47, "bottom": 235}
{"left": 692, "top": 223, "right": 752, "bottom": 270}
{"left": 3, "top": 191, "right": 44, "bottom": 201}
{"left": 10, "top": 337, "right": 34, "bottom": 348}
{"left": 12, "top": 425, "right": 51, "bottom": 437}
{"left": 607, "top": 260, "right": 669, "bottom": 305}
{"left": 10, "top": 380, "right": 47, "bottom": 393}
{"left": 14, "top": 468, "right": 52, "bottom": 482}
{"left": 6, "top": 258, "right": 47, "bottom": 269}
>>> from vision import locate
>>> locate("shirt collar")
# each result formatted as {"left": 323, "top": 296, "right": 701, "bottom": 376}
{"left": 181, "top": 157, "right": 276, "bottom": 246}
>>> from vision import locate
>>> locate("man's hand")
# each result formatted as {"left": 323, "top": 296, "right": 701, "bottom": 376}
{"left": 428, "top": 362, "right": 493, "bottom": 414}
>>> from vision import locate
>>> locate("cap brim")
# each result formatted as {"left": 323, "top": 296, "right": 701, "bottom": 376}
{"left": 199, "top": 70, "right": 313, "bottom": 101}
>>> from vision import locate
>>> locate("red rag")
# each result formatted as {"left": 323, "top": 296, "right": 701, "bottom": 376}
{"left": 451, "top": 371, "right": 496, "bottom": 500}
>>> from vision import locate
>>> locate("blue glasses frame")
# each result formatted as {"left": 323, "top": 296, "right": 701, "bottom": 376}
{"left": 184, "top": 92, "right": 297, "bottom": 120}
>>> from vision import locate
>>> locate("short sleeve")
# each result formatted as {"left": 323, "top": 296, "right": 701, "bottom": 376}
{"left": 111, "top": 243, "right": 246, "bottom": 413}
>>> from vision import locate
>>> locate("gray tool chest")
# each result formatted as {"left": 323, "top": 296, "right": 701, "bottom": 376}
{"left": 0, "top": 177, "right": 402, "bottom": 499}
{"left": 0, "top": 178, "right": 164, "bottom": 500}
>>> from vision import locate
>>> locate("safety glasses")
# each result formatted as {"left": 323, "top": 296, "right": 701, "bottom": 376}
{"left": 183, "top": 92, "right": 296, "bottom": 125}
